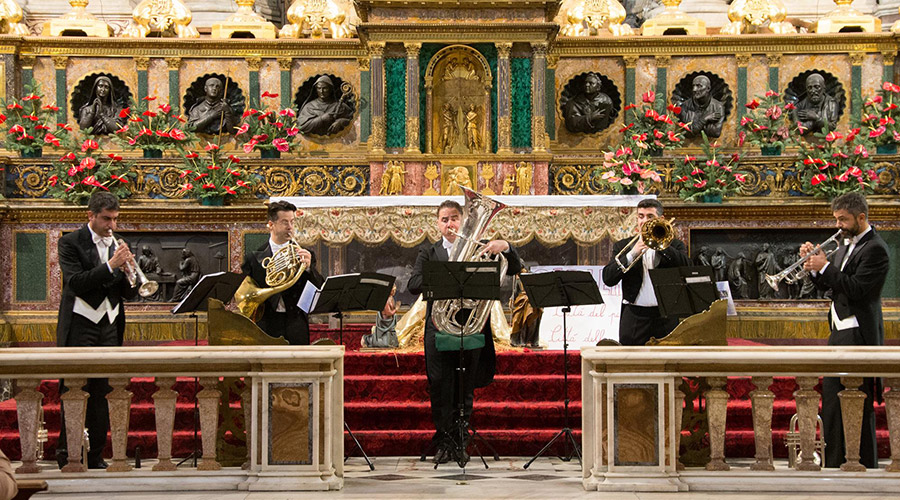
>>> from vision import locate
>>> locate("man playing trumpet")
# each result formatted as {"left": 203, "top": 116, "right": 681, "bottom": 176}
{"left": 601, "top": 199, "right": 690, "bottom": 346}
{"left": 800, "top": 192, "right": 890, "bottom": 469}
{"left": 56, "top": 191, "right": 139, "bottom": 470}
{"left": 241, "top": 200, "right": 324, "bottom": 345}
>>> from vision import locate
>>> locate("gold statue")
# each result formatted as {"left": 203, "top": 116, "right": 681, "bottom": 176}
{"left": 641, "top": 0, "right": 705, "bottom": 36}
{"left": 0, "top": 0, "right": 30, "bottom": 35}
{"left": 211, "top": 0, "right": 277, "bottom": 39}
{"left": 42, "top": 0, "right": 113, "bottom": 37}
{"left": 465, "top": 104, "right": 481, "bottom": 152}
{"left": 515, "top": 161, "right": 533, "bottom": 195}
{"left": 122, "top": 0, "right": 199, "bottom": 38}
{"left": 561, "top": 0, "right": 634, "bottom": 37}
{"left": 720, "top": 0, "right": 795, "bottom": 34}
{"left": 447, "top": 166, "right": 473, "bottom": 195}
{"left": 501, "top": 174, "right": 517, "bottom": 195}
{"left": 385, "top": 160, "right": 406, "bottom": 195}
{"left": 424, "top": 163, "right": 440, "bottom": 195}
{"left": 439, "top": 103, "right": 458, "bottom": 153}
{"left": 279, "top": 0, "right": 353, "bottom": 39}
{"left": 379, "top": 167, "right": 391, "bottom": 195}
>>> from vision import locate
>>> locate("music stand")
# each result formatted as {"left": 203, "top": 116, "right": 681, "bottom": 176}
{"left": 520, "top": 270, "right": 603, "bottom": 469}
{"left": 421, "top": 260, "right": 501, "bottom": 470}
{"left": 649, "top": 266, "right": 717, "bottom": 319}
{"left": 308, "top": 272, "right": 396, "bottom": 471}
{"left": 170, "top": 271, "right": 244, "bottom": 467}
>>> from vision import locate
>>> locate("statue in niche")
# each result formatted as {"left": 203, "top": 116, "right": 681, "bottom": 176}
{"left": 298, "top": 75, "right": 354, "bottom": 136}
{"left": 516, "top": 161, "right": 532, "bottom": 195}
{"left": 77, "top": 76, "right": 126, "bottom": 135}
{"left": 439, "top": 103, "right": 458, "bottom": 153}
{"left": 728, "top": 251, "right": 751, "bottom": 299}
{"left": 694, "top": 245, "right": 711, "bottom": 267}
{"left": 465, "top": 104, "right": 481, "bottom": 152}
{"left": 792, "top": 73, "right": 839, "bottom": 135}
{"left": 187, "top": 77, "right": 237, "bottom": 135}
{"left": 780, "top": 246, "right": 801, "bottom": 299}
{"left": 463, "top": 60, "right": 478, "bottom": 81}
{"left": 678, "top": 75, "right": 725, "bottom": 138}
{"left": 711, "top": 247, "right": 728, "bottom": 283}
{"left": 172, "top": 248, "right": 201, "bottom": 302}
{"left": 563, "top": 73, "right": 614, "bottom": 134}
{"left": 448, "top": 166, "right": 472, "bottom": 195}
{"left": 755, "top": 243, "right": 779, "bottom": 299}
{"left": 362, "top": 285, "right": 399, "bottom": 348}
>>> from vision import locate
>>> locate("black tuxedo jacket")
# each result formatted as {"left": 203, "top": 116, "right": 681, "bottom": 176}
{"left": 408, "top": 239, "right": 523, "bottom": 388}
{"left": 56, "top": 225, "right": 138, "bottom": 347}
{"left": 811, "top": 228, "right": 890, "bottom": 346}
{"left": 241, "top": 242, "right": 325, "bottom": 342}
{"left": 601, "top": 237, "right": 691, "bottom": 304}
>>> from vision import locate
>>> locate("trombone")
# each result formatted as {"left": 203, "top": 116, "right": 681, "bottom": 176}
{"left": 615, "top": 217, "right": 676, "bottom": 273}
{"left": 113, "top": 237, "right": 160, "bottom": 298}
{"left": 765, "top": 230, "right": 842, "bottom": 292}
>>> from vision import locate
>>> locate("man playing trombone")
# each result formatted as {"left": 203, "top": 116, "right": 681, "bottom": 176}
{"left": 241, "top": 200, "right": 324, "bottom": 345}
{"left": 602, "top": 199, "right": 690, "bottom": 345}
{"left": 800, "top": 192, "right": 890, "bottom": 469}
{"left": 55, "top": 191, "right": 139, "bottom": 469}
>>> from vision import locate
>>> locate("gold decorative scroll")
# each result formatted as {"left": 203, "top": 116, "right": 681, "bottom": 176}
{"left": 292, "top": 205, "right": 637, "bottom": 247}
{"left": 0, "top": 0, "right": 29, "bottom": 35}
{"left": 561, "top": 0, "right": 634, "bottom": 37}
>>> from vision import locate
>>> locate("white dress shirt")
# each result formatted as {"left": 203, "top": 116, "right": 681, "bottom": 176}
{"left": 624, "top": 248, "right": 659, "bottom": 307}
{"left": 73, "top": 226, "right": 119, "bottom": 325}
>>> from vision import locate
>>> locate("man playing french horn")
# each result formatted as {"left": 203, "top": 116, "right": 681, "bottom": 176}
{"left": 407, "top": 198, "right": 523, "bottom": 466}
{"left": 241, "top": 200, "right": 325, "bottom": 345}
{"left": 602, "top": 198, "right": 690, "bottom": 346}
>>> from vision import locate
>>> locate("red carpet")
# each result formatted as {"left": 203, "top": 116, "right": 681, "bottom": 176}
{"left": 0, "top": 325, "right": 890, "bottom": 461}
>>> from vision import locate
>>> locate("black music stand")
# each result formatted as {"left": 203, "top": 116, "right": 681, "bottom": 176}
{"left": 520, "top": 270, "right": 602, "bottom": 469}
{"left": 649, "top": 266, "right": 717, "bottom": 319}
{"left": 307, "top": 272, "right": 396, "bottom": 471}
{"left": 421, "top": 260, "right": 501, "bottom": 471}
{"left": 170, "top": 271, "right": 244, "bottom": 467}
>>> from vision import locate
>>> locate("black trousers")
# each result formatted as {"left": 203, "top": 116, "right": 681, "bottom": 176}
{"left": 823, "top": 327, "right": 878, "bottom": 469}
{"left": 258, "top": 309, "right": 309, "bottom": 345}
{"left": 57, "top": 313, "right": 117, "bottom": 465}
{"left": 618, "top": 304, "right": 679, "bottom": 346}
{"left": 424, "top": 329, "right": 481, "bottom": 438}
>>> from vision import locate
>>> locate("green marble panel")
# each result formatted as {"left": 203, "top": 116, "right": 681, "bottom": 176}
{"left": 15, "top": 232, "right": 47, "bottom": 302}
{"left": 360, "top": 70, "right": 371, "bottom": 143}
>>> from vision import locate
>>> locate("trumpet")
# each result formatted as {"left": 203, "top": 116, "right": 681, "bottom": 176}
{"left": 765, "top": 230, "right": 842, "bottom": 292}
{"left": 113, "top": 237, "right": 160, "bottom": 298}
{"left": 614, "top": 217, "right": 676, "bottom": 273}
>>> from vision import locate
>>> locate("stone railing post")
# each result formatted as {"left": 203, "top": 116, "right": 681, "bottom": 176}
{"left": 705, "top": 376, "right": 730, "bottom": 471}
{"left": 106, "top": 378, "right": 133, "bottom": 472}
{"left": 152, "top": 377, "right": 178, "bottom": 472}
{"left": 241, "top": 381, "right": 253, "bottom": 470}
{"left": 794, "top": 376, "right": 821, "bottom": 471}
{"left": 885, "top": 377, "right": 900, "bottom": 472}
{"left": 60, "top": 378, "right": 88, "bottom": 473}
{"left": 197, "top": 376, "right": 222, "bottom": 471}
{"left": 14, "top": 381, "right": 44, "bottom": 474}
{"left": 839, "top": 376, "right": 867, "bottom": 472}
{"left": 750, "top": 376, "right": 775, "bottom": 471}
{"left": 674, "top": 382, "right": 685, "bottom": 471}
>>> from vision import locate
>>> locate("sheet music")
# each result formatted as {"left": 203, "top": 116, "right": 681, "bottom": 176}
{"left": 171, "top": 271, "right": 225, "bottom": 314}
{"left": 298, "top": 280, "right": 321, "bottom": 314}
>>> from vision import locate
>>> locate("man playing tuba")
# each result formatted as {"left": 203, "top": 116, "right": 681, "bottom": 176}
{"left": 241, "top": 200, "right": 325, "bottom": 345}
{"left": 407, "top": 198, "right": 522, "bottom": 465}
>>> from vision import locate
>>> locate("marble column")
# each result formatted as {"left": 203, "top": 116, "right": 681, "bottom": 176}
{"left": 14, "top": 381, "right": 44, "bottom": 474}
{"left": 735, "top": 53, "right": 750, "bottom": 121}
{"left": 749, "top": 376, "right": 775, "bottom": 471}
{"left": 52, "top": 56, "right": 67, "bottom": 122}
{"left": 794, "top": 376, "right": 821, "bottom": 471}
{"left": 152, "top": 377, "right": 178, "bottom": 472}
{"left": 278, "top": 58, "right": 293, "bottom": 110}
{"left": 765, "top": 54, "right": 780, "bottom": 93}
{"left": 106, "top": 378, "right": 133, "bottom": 472}
{"left": 369, "top": 42, "right": 386, "bottom": 153}
{"left": 405, "top": 43, "right": 422, "bottom": 153}
{"left": 882, "top": 52, "right": 896, "bottom": 85}
{"left": 705, "top": 376, "right": 730, "bottom": 471}
{"left": 135, "top": 57, "right": 150, "bottom": 102}
{"left": 60, "top": 378, "right": 88, "bottom": 473}
{"left": 165, "top": 57, "right": 181, "bottom": 110}
{"left": 247, "top": 57, "right": 262, "bottom": 109}
{"left": 531, "top": 42, "right": 548, "bottom": 152}
{"left": 197, "top": 376, "right": 222, "bottom": 471}
{"left": 496, "top": 43, "right": 512, "bottom": 153}
{"left": 655, "top": 56, "right": 670, "bottom": 110}
{"left": 885, "top": 378, "right": 900, "bottom": 472}
{"left": 838, "top": 376, "right": 867, "bottom": 472}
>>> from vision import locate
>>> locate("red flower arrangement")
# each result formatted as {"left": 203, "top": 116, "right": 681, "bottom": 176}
{"left": 179, "top": 142, "right": 252, "bottom": 202}
{"left": 597, "top": 147, "right": 662, "bottom": 194}
{"left": 858, "top": 81, "right": 900, "bottom": 148}
{"left": 234, "top": 91, "right": 300, "bottom": 156}
{"left": 738, "top": 90, "right": 793, "bottom": 153}
{"left": 795, "top": 128, "right": 878, "bottom": 199}
{"left": 47, "top": 132, "right": 135, "bottom": 204}
{"left": 672, "top": 133, "right": 746, "bottom": 201}
{"left": 0, "top": 81, "right": 72, "bottom": 157}
{"left": 115, "top": 96, "right": 195, "bottom": 155}
{"left": 618, "top": 90, "right": 687, "bottom": 156}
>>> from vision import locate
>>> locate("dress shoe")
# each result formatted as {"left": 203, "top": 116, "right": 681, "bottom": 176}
{"left": 87, "top": 459, "right": 108, "bottom": 470}
{"left": 56, "top": 454, "right": 68, "bottom": 470}
{"left": 432, "top": 445, "right": 451, "bottom": 465}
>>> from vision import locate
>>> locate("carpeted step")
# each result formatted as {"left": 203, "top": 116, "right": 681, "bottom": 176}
{"left": 345, "top": 374, "right": 581, "bottom": 402}
{"left": 345, "top": 401, "right": 583, "bottom": 431}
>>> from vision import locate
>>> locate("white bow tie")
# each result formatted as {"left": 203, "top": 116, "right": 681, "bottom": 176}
{"left": 93, "top": 234, "right": 114, "bottom": 247}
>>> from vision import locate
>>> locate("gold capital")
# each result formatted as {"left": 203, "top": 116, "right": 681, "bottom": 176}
{"left": 19, "top": 55, "right": 36, "bottom": 69}
{"left": 246, "top": 57, "right": 263, "bottom": 71}
{"left": 882, "top": 51, "right": 896, "bottom": 67}
{"left": 735, "top": 53, "right": 751, "bottom": 67}
{"left": 165, "top": 57, "right": 182, "bottom": 70}
{"left": 531, "top": 42, "right": 548, "bottom": 58}
{"left": 765, "top": 53, "right": 782, "bottom": 67}
{"left": 134, "top": 57, "right": 151, "bottom": 70}
{"left": 278, "top": 58, "right": 293, "bottom": 71}
{"left": 655, "top": 55, "right": 670, "bottom": 68}
{"left": 357, "top": 57, "right": 370, "bottom": 71}
{"left": 51, "top": 56, "right": 68, "bottom": 70}
{"left": 848, "top": 52, "right": 866, "bottom": 66}
{"left": 546, "top": 53, "right": 559, "bottom": 69}
{"left": 405, "top": 43, "right": 422, "bottom": 59}
{"left": 623, "top": 55, "right": 639, "bottom": 68}
{"left": 496, "top": 43, "right": 512, "bottom": 59}
{"left": 368, "top": 42, "right": 385, "bottom": 58}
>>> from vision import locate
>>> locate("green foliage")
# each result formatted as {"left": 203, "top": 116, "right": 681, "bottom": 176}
{"left": 673, "top": 132, "right": 747, "bottom": 201}
{"left": 795, "top": 127, "right": 878, "bottom": 199}
{"left": 739, "top": 90, "right": 794, "bottom": 151}
{"left": 114, "top": 95, "right": 195, "bottom": 152}
{"left": 857, "top": 81, "right": 900, "bottom": 147}
{"left": 47, "top": 132, "right": 135, "bottom": 205}
{"left": 178, "top": 142, "right": 252, "bottom": 201}
{"left": 0, "top": 80, "right": 72, "bottom": 156}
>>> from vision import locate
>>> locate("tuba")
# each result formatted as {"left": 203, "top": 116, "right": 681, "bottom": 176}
{"left": 431, "top": 186, "right": 508, "bottom": 337}
{"left": 234, "top": 227, "right": 308, "bottom": 321}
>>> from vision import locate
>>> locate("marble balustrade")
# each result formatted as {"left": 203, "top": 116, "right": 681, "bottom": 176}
{"left": 581, "top": 346, "right": 900, "bottom": 493}
{"left": 3, "top": 346, "right": 344, "bottom": 493}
